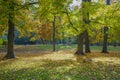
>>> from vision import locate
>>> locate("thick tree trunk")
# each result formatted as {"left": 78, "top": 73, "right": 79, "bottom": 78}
{"left": 75, "top": 31, "right": 86, "bottom": 55}
{"left": 4, "top": 19, "right": 15, "bottom": 59}
{"left": 85, "top": 30, "right": 91, "bottom": 53}
{"left": 4, "top": 2, "right": 15, "bottom": 59}
{"left": 102, "top": 26, "right": 108, "bottom": 53}
{"left": 53, "top": 15, "right": 56, "bottom": 51}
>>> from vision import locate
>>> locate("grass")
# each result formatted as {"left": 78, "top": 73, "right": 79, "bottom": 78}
{"left": 0, "top": 45, "right": 120, "bottom": 80}
{"left": 37, "top": 44, "right": 77, "bottom": 51}
{"left": 1, "top": 44, "right": 120, "bottom": 51}
{"left": 37, "top": 44, "right": 120, "bottom": 51}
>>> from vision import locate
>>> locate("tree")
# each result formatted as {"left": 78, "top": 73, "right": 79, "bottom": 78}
{"left": 101, "top": 0, "right": 110, "bottom": 53}
{"left": 53, "top": 15, "right": 56, "bottom": 51}
{"left": 0, "top": 0, "right": 39, "bottom": 59}
{"left": 89, "top": 0, "right": 120, "bottom": 53}
{"left": 75, "top": 0, "right": 91, "bottom": 55}
{"left": 35, "top": 0, "right": 71, "bottom": 51}
{"left": 5, "top": 1, "right": 15, "bottom": 58}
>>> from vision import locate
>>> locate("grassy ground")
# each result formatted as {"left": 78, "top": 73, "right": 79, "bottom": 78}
{"left": 0, "top": 44, "right": 120, "bottom": 51}
{"left": 37, "top": 44, "right": 120, "bottom": 51}
{"left": 0, "top": 45, "right": 120, "bottom": 80}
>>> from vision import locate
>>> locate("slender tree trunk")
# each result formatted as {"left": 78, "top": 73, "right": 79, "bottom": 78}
{"left": 102, "top": 0, "right": 110, "bottom": 53}
{"left": 82, "top": 0, "right": 91, "bottom": 53}
{"left": 85, "top": 30, "right": 91, "bottom": 53}
{"left": 40, "top": 38, "right": 45, "bottom": 45}
{"left": 75, "top": 31, "right": 86, "bottom": 55}
{"left": 102, "top": 26, "right": 108, "bottom": 53}
{"left": 53, "top": 15, "right": 56, "bottom": 51}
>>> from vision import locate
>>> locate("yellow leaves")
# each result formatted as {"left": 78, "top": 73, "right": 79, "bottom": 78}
{"left": 90, "top": 29, "right": 103, "bottom": 44}
{"left": 30, "top": 37, "right": 36, "bottom": 41}
{"left": 92, "top": 57, "right": 120, "bottom": 65}
{"left": 0, "top": 39, "right": 3, "bottom": 45}
{"left": 15, "top": 9, "right": 41, "bottom": 38}
{"left": 0, "top": 25, "right": 7, "bottom": 36}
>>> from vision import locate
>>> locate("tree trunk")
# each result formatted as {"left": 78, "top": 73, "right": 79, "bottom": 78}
{"left": 4, "top": 2, "right": 15, "bottom": 59}
{"left": 40, "top": 38, "right": 45, "bottom": 45}
{"left": 101, "top": 0, "right": 110, "bottom": 53}
{"left": 102, "top": 26, "right": 108, "bottom": 53}
{"left": 4, "top": 19, "right": 15, "bottom": 59}
{"left": 53, "top": 15, "right": 56, "bottom": 51}
{"left": 82, "top": 0, "right": 91, "bottom": 53}
{"left": 85, "top": 30, "right": 91, "bottom": 53}
{"left": 75, "top": 31, "right": 86, "bottom": 55}
{"left": 106, "top": 0, "right": 110, "bottom": 5}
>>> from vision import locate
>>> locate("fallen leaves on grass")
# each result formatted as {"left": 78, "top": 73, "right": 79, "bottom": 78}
{"left": 0, "top": 50, "right": 120, "bottom": 80}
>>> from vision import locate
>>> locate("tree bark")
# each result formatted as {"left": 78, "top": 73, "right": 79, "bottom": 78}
{"left": 75, "top": 31, "right": 86, "bottom": 55}
{"left": 4, "top": 18, "right": 15, "bottom": 59}
{"left": 85, "top": 30, "right": 91, "bottom": 53}
{"left": 102, "top": 26, "right": 108, "bottom": 53}
{"left": 53, "top": 15, "right": 56, "bottom": 51}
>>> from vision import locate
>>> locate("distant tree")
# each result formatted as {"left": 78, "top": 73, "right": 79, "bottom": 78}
{"left": 101, "top": 0, "right": 110, "bottom": 53}
{"left": 35, "top": 0, "right": 71, "bottom": 51}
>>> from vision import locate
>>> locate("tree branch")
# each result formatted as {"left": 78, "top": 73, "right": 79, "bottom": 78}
{"left": 15, "top": 2, "right": 38, "bottom": 11}
{"left": 64, "top": 8, "right": 79, "bottom": 32}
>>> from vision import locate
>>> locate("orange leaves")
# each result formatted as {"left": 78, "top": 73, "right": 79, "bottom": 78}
{"left": 38, "top": 22, "right": 53, "bottom": 40}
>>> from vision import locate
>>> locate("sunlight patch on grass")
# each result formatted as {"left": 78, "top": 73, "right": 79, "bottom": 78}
{"left": 0, "top": 50, "right": 120, "bottom": 80}
{"left": 41, "top": 51, "right": 76, "bottom": 61}
{"left": 0, "top": 57, "right": 44, "bottom": 72}
{"left": 92, "top": 57, "right": 120, "bottom": 65}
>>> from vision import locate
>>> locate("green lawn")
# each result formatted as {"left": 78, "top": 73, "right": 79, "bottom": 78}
{"left": 37, "top": 44, "right": 120, "bottom": 51}
{"left": 37, "top": 44, "right": 77, "bottom": 50}
{"left": 0, "top": 50, "right": 120, "bottom": 80}
{"left": 1, "top": 44, "right": 120, "bottom": 51}
{"left": 0, "top": 45, "right": 120, "bottom": 80}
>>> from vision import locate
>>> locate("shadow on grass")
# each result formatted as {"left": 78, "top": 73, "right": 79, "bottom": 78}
{"left": 0, "top": 51, "right": 120, "bottom": 80}
{"left": 0, "top": 58, "right": 120, "bottom": 80}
